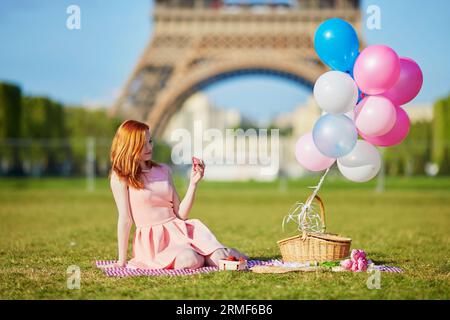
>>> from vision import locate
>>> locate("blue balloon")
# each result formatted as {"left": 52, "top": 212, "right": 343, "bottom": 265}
{"left": 312, "top": 114, "right": 358, "bottom": 158}
{"left": 314, "top": 18, "right": 360, "bottom": 73}
{"left": 357, "top": 88, "right": 364, "bottom": 104}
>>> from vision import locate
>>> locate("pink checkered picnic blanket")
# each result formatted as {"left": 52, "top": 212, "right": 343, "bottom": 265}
{"left": 95, "top": 259, "right": 403, "bottom": 277}
{"left": 95, "top": 259, "right": 275, "bottom": 277}
{"left": 373, "top": 265, "right": 403, "bottom": 273}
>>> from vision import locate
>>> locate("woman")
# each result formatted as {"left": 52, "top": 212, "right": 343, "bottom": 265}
{"left": 103, "top": 119, "right": 248, "bottom": 269}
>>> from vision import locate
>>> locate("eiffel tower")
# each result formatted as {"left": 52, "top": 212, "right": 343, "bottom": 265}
{"left": 110, "top": 0, "right": 361, "bottom": 137}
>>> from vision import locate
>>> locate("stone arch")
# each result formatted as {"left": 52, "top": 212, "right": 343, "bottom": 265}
{"left": 148, "top": 58, "right": 324, "bottom": 137}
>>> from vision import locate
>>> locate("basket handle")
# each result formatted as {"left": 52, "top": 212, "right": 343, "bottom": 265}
{"left": 305, "top": 194, "right": 326, "bottom": 231}
{"left": 301, "top": 195, "right": 326, "bottom": 241}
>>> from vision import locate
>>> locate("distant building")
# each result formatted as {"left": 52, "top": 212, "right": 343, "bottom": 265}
{"left": 403, "top": 103, "right": 433, "bottom": 123}
{"left": 162, "top": 92, "right": 241, "bottom": 137}
{"left": 162, "top": 92, "right": 279, "bottom": 181}
{"left": 275, "top": 96, "right": 322, "bottom": 138}
{"left": 161, "top": 93, "right": 434, "bottom": 181}
{"left": 273, "top": 96, "right": 321, "bottom": 178}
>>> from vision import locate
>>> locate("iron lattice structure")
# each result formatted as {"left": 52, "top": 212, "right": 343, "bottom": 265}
{"left": 110, "top": 0, "right": 362, "bottom": 137}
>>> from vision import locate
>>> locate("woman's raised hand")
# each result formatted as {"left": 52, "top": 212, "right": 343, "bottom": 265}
{"left": 190, "top": 157, "right": 205, "bottom": 186}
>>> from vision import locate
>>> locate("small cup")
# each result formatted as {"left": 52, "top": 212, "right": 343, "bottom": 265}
{"left": 218, "top": 259, "right": 248, "bottom": 271}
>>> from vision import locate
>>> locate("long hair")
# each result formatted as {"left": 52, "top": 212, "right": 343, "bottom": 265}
{"left": 109, "top": 119, "right": 159, "bottom": 189}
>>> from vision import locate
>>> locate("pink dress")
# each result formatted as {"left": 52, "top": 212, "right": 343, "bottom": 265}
{"left": 127, "top": 164, "right": 226, "bottom": 269}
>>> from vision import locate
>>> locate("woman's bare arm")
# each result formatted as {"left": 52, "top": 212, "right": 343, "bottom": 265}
{"left": 168, "top": 167, "right": 182, "bottom": 219}
{"left": 177, "top": 182, "right": 197, "bottom": 221}
{"left": 167, "top": 161, "right": 204, "bottom": 221}
{"left": 109, "top": 171, "right": 133, "bottom": 266}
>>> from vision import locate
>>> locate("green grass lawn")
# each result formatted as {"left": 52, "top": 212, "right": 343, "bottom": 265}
{"left": 0, "top": 175, "right": 449, "bottom": 299}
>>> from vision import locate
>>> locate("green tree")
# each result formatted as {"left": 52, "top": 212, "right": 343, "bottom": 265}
{"left": 0, "top": 82, "right": 22, "bottom": 138}
{"left": 0, "top": 82, "right": 23, "bottom": 175}
{"left": 432, "top": 95, "right": 450, "bottom": 175}
{"left": 152, "top": 140, "right": 172, "bottom": 165}
{"left": 21, "top": 96, "right": 68, "bottom": 175}
{"left": 384, "top": 120, "right": 431, "bottom": 176}
{"left": 64, "top": 107, "right": 123, "bottom": 175}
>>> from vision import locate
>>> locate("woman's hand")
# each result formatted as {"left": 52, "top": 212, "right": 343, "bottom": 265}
{"left": 190, "top": 158, "right": 205, "bottom": 186}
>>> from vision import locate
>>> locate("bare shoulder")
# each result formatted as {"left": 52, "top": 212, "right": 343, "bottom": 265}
{"left": 110, "top": 170, "right": 127, "bottom": 189}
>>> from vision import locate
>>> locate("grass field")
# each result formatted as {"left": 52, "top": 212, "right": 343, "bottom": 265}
{"left": 0, "top": 175, "right": 449, "bottom": 299}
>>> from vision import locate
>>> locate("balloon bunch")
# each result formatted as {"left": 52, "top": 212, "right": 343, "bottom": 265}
{"left": 295, "top": 18, "right": 423, "bottom": 182}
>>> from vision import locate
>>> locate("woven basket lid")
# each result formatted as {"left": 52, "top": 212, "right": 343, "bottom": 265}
{"left": 277, "top": 233, "right": 352, "bottom": 244}
{"left": 307, "top": 232, "right": 352, "bottom": 243}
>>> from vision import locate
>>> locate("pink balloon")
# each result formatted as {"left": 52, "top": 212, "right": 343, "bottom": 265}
{"left": 295, "top": 132, "right": 335, "bottom": 171}
{"left": 355, "top": 96, "right": 397, "bottom": 137}
{"left": 353, "top": 45, "right": 400, "bottom": 95}
{"left": 382, "top": 57, "right": 423, "bottom": 105}
{"left": 359, "top": 106, "right": 410, "bottom": 147}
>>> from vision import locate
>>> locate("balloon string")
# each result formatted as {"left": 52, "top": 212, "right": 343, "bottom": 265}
{"left": 282, "top": 167, "right": 330, "bottom": 233}
{"left": 304, "top": 167, "right": 330, "bottom": 210}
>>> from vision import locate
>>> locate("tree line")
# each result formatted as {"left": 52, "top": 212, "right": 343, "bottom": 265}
{"left": 0, "top": 81, "right": 448, "bottom": 177}
{"left": 0, "top": 82, "right": 171, "bottom": 176}
{"left": 383, "top": 94, "right": 449, "bottom": 176}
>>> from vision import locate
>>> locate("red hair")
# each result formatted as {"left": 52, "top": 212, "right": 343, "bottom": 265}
{"left": 109, "top": 119, "right": 159, "bottom": 189}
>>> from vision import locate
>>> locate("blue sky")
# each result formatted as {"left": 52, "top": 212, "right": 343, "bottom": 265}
{"left": 0, "top": 0, "right": 449, "bottom": 123}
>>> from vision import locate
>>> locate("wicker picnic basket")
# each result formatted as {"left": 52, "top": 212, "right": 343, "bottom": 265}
{"left": 277, "top": 195, "right": 352, "bottom": 263}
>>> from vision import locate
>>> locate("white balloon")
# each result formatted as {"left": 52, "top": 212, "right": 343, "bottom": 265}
{"left": 322, "top": 109, "right": 355, "bottom": 121}
{"left": 313, "top": 71, "right": 359, "bottom": 115}
{"left": 345, "top": 109, "right": 355, "bottom": 121}
{"left": 337, "top": 140, "right": 381, "bottom": 182}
